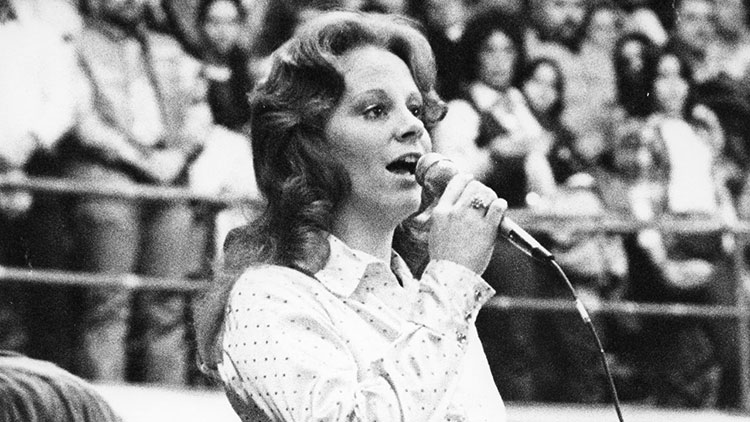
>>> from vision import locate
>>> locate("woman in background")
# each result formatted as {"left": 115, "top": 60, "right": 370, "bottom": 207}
{"left": 197, "top": 0, "right": 256, "bottom": 131}
{"left": 520, "top": 56, "right": 586, "bottom": 185}
{"left": 432, "top": 9, "right": 555, "bottom": 209}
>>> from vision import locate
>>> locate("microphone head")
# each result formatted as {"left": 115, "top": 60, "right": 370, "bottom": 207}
{"left": 415, "top": 152, "right": 448, "bottom": 186}
{"left": 415, "top": 152, "right": 459, "bottom": 197}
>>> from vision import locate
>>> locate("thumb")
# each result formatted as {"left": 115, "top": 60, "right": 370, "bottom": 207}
{"left": 410, "top": 199, "right": 438, "bottom": 231}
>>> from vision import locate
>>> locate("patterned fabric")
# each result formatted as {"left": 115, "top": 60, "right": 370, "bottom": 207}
{"left": 219, "top": 235, "right": 505, "bottom": 421}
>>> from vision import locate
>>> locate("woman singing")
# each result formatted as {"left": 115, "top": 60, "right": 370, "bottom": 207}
{"left": 194, "top": 10, "right": 508, "bottom": 421}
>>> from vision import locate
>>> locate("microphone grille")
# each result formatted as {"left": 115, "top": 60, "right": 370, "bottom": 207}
{"left": 415, "top": 152, "right": 446, "bottom": 186}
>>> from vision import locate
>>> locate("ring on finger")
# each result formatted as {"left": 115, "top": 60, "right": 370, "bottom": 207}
{"left": 470, "top": 197, "right": 489, "bottom": 210}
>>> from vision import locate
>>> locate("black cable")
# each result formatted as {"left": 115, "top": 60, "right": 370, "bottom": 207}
{"left": 544, "top": 256, "right": 625, "bottom": 422}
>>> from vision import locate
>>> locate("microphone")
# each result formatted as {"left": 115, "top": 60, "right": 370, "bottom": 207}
{"left": 415, "top": 152, "right": 554, "bottom": 260}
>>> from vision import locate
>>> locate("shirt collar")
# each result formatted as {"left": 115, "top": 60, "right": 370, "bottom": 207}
{"left": 315, "top": 235, "right": 412, "bottom": 297}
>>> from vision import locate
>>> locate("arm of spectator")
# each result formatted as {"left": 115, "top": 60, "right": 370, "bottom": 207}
{"left": 637, "top": 228, "right": 715, "bottom": 289}
{"left": 30, "top": 25, "right": 79, "bottom": 150}
{"left": 72, "top": 60, "right": 154, "bottom": 178}
{"left": 487, "top": 89, "right": 547, "bottom": 159}
{"left": 431, "top": 100, "right": 494, "bottom": 181}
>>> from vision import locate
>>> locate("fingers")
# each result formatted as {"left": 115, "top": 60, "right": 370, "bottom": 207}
{"left": 433, "top": 173, "right": 473, "bottom": 212}
{"left": 453, "top": 180, "right": 499, "bottom": 217}
{"left": 485, "top": 197, "right": 508, "bottom": 224}
{"left": 432, "top": 175, "right": 504, "bottom": 223}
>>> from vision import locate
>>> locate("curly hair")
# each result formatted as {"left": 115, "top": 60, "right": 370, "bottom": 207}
{"left": 194, "top": 10, "right": 446, "bottom": 375}
{"left": 613, "top": 31, "right": 660, "bottom": 118}
{"left": 459, "top": 9, "right": 527, "bottom": 88}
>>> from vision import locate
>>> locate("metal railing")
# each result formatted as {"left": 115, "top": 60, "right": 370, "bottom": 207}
{"left": 1, "top": 174, "right": 749, "bottom": 411}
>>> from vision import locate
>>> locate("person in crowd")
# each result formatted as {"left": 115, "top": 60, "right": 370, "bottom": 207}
{"left": 663, "top": 0, "right": 724, "bottom": 83}
{"left": 526, "top": 0, "right": 616, "bottom": 165}
{"left": 0, "top": 350, "right": 124, "bottom": 422}
{"left": 597, "top": 47, "right": 733, "bottom": 408}
{"left": 430, "top": 8, "right": 556, "bottom": 402}
{"left": 63, "top": 0, "right": 207, "bottom": 385}
{"left": 0, "top": 0, "right": 81, "bottom": 369}
{"left": 411, "top": 0, "right": 468, "bottom": 101}
{"left": 197, "top": 0, "right": 256, "bottom": 131}
{"left": 599, "top": 31, "right": 661, "bottom": 164}
{"left": 712, "top": 0, "right": 750, "bottom": 84}
{"left": 194, "top": 10, "right": 508, "bottom": 421}
{"left": 432, "top": 8, "right": 555, "bottom": 209}
{"left": 520, "top": 57, "right": 591, "bottom": 192}
{"left": 184, "top": 61, "right": 262, "bottom": 270}
{"left": 160, "top": 0, "right": 268, "bottom": 58}
{"left": 517, "top": 55, "right": 629, "bottom": 405}
{"left": 691, "top": 75, "right": 750, "bottom": 408}
{"left": 611, "top": 31, "right": 660, "bottom": 119}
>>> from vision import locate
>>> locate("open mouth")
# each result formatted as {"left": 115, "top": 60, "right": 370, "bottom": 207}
{"left": 386, "top": 154, "right": 420, "bottom": 175}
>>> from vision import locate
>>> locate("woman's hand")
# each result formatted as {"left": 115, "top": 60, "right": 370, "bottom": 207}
{"left": 427, "top": 174, "right": 507, "bottom": 275}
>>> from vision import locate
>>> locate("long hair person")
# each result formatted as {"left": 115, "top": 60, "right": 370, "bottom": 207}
{"left": 194, "top": 10, "right": 508, "bottom": 421}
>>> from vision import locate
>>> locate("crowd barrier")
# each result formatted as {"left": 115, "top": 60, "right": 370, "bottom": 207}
{"left": 1, "top": 174, "right": 749, "bottom": 412}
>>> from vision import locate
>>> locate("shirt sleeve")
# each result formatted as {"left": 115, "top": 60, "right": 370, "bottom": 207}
{"left": 219, "top": 261, "right": 495, "bottom": 422}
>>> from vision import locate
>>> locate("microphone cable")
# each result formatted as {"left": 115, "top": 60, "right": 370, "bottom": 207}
{"left": 516, "top": 240, "right": 625, "bottom": 422}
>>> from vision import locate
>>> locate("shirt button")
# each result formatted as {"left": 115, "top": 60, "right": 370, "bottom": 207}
{"left": 474, "top": 289, "right": 484, "bottom": 301}
{"left": 456, "top": 331, "right": 467, "bottom": 345}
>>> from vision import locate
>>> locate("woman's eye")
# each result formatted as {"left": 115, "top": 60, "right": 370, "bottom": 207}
{"left": 410, "top": 105, "right": 424, "bottom": 118}
{"left": 364, "top": 105, "right": 386, "bottom": 119}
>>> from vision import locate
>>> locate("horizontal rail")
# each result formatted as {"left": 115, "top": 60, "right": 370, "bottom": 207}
{"left": 0, "top": 175, "right": 255, "bottom": 207}
{"left": 4, "top": 175, "right": 750, "bottom": 234}
{"left": 0, "top": 266, "right": 210, "bottom": 293}
{"left": 0, "top": 266, "right": 745, "bottom": 319}
{"left": 485, "top": 295, "right": 745, "bottom": 319}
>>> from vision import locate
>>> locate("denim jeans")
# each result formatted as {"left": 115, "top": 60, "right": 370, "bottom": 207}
{"left": 65, "top": 159, "right": 196, "bottom": 385}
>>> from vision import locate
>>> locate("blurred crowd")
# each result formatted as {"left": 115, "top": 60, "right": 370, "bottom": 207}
{"left": 1, "top": 0, "right": 750, "bottom": 411}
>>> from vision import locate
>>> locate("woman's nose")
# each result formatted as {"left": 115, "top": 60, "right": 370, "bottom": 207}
{"left": 395, "top": 108, "right": 425, "bottom": 143}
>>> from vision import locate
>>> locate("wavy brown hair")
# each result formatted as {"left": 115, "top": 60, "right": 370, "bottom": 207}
{"left": 193, "top": 10, "right": 446, "bottom": 375}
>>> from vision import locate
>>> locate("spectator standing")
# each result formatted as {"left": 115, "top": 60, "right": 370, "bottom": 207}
{"left": 197, "top": 0, "right": 255, "bottom": 131}
{"left": 526, "top": 0, "right": 617, "bottom": 164}
{"left": 0, "top": 0, "right": 80, "bottom": 368}
{"left": 63, "top": 0, "right": 206, "bottom": 385}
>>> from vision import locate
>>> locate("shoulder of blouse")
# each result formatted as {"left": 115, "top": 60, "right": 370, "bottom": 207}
{"left": 230, "top": 265, "right": 318, "bottom": 300}
{"left": 225, "top": 264, "right": 339, "bottom": 317}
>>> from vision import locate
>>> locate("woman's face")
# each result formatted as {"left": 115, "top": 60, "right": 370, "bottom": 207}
{"left": 522, "top": 62, "right": 560, "bottom": 116}
{"left": 203, "top": 0, "right": 242, "bottom": 57}
{"left": 588, "top": 7, "right": 619, "bottom": 49}
{"left": 325, "top": 46, "right": 431, "bottom": 224}
{"left": 477, "top": 30, "right": 517, "bottom": 90}
{"left": 621, "top": 39, "right": 645, "bottom": 76}
{"left": 654, "top": 54, "right": 689, "bottom": 116}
